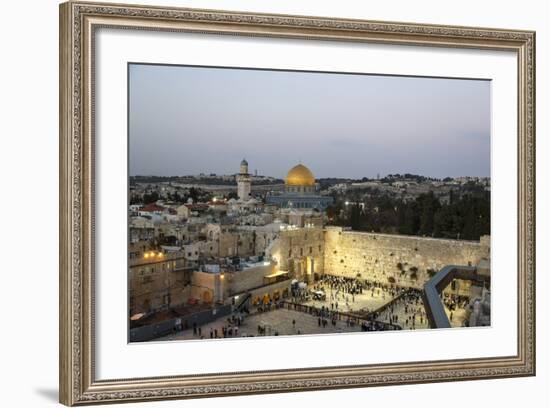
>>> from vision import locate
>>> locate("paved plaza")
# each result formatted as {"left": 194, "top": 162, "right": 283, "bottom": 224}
{"left": 156, "top": 308, "right": 363, "bottom": 341}
{"left": 301, "top": 283, "right": 393, "bottom": 314}
{"left": 155, "top": 279, "right": 473, "bottom": 342}
{"left": 376, "top": 296, "right": 429, "bottom": 330}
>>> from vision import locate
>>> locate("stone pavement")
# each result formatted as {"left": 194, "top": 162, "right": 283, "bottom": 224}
{"left": 154, "top": 285, "right": 470, "bottom": 342}
{"left": 377, "top": 297, "right": 430, "bottom": 330}
{"left": 156, "top": 308, "right": 363, "bottom": 341}
{"left": 301, "top": 283, "right": 393, "bottom": 314}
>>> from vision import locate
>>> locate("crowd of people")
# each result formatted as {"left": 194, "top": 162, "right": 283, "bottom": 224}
{"left": 374, "top": 289, "right": 427, "bottom": 330}
{"left": 184, "top": 275, "right": 472, "bottom": 340}
{"left": 306, "top": 275, "right": 437, "bottom": 331}
{"left": 191, "top": 313, "right": 246, "bottom": 339}
{"left": 442, "top": 293, "right": 470, "bottom": 325}
{"left": 316, "top": 274, "right": 365, "bottom": 295}
{"left": 283, "top": 299, "right": 399, "bottom": 332}
{"left": 311, "top": 275, "right": 404, "bottom": 314}
{"left": 443, "top": 293, "right": 470, "bottom": 311}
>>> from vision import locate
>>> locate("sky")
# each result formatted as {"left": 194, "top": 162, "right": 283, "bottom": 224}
{"left": 129, "top": 63, "right": 491, "bottom": 179}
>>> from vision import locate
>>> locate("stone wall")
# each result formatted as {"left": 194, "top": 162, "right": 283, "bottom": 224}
{"left": 227, "top": 263, "right": 274, "bottom": 296}
{"left": 216, "top": 230, "right": 255, "bottom": 257}
{"left": 323, "top": 227, "right": 490, "bottom": 291}
{"left": 129, "top": 254, "right": 190, "bottom": 315}
{"left": 278, "top": 227, "right": 325, "bottom": 281}
{"left": 191, "top": 271, "right": 224, "bottom": 303}
{"left": 252, "top": 230, "right": 279, "bottom": 256}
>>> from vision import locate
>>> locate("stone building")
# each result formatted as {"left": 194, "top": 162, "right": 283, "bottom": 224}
{"left": 274, "top": 227, "right": 326, "bottom": 283}
{"left": 129, "top": 250, "right": 192, "bottom": 316}
{"left": 283, "top": 210, "right": 324, "bottom": 228}
{"left": 237, "top": 222, "right": 283, "bottom": 257}
{"left": 188, "top": 260, "right": 292, "bottom": 307}
{"left": 129, "top": 217, "right": 155, "bottom": 243}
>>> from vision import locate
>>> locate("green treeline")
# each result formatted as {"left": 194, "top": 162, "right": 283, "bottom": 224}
{"left": 328, "top": 190, "right": 490, "bottom": 241}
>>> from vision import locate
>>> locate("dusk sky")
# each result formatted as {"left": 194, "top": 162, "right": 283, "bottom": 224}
{"left": 129, "top": 64, "right": 490, "bottom": 179}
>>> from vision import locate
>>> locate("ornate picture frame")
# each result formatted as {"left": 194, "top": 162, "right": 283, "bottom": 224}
{"left": 59, "top": 1, "right": 535, "bottom": 405}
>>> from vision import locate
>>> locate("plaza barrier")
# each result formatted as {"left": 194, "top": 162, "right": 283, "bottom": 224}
{"left": 279, "top": 301, "right": 401, "bottom": 331}
{"left": 368, "top": 288, "right": 424, "bottom": 319}
{"left": 130, "top": 304, "right": 232, "bottom": 342}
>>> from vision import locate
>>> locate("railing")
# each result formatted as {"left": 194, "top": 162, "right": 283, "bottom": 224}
{"left": 369, "top": 288, "right": 418, "bottom": 317}
{"left": 234, "top": 293, "right": 251, "bottom": 313}
{"left": 280, "top": 301, "right": 401, "bottom": 331}
{"left": 422, "top": 265, "right": 490, "bottom": 329}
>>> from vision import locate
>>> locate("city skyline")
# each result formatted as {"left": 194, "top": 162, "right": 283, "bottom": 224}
{"left": 129, "top": 64, "right": 491, "bottom": 179}
{"left": 129, "top": 166, "right": 490, "bottom": 180}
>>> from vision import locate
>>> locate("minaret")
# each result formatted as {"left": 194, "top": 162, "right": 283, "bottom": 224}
{"left": 237, "top": 159, "right": 251, "bottom": 201}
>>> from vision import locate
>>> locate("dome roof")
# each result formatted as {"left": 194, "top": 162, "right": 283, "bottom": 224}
{"left": 285, "top": 164, "right": 315, "bottom": 186}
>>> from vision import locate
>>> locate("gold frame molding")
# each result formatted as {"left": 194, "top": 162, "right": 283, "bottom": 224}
{"left": 59, "top": 1, "right": 536, "bottom": 405}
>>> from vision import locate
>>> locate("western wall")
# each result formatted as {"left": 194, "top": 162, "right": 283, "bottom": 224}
{"left": 322, "top": 226, "right": 490, "bottom": 291}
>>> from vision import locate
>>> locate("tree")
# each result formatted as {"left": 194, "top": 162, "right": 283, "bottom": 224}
{"left": 143, "top": 191, "right": 159, "bottom": 204}
{"left": 398, "top": 202, "right": 419, "bottom": 235}
{"left": 225, "top": 191, "right": 238, "bottom": 200}
{"left": 349, "top": 203, "right": 362, "bottom": 230}
{"left": 417, "top": 192, "right": 440, "bottom": 236}
{"left": 335, "top": 184, "right": 489, "bottom": 240}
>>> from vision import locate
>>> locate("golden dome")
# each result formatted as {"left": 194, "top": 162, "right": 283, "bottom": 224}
{"left": 285, "top": 164, "right": 316, "bottom": 186}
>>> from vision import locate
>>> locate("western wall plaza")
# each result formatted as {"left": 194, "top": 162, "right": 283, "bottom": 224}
{"left": 128, "top": 160, "right": 491, "bottom": 342}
